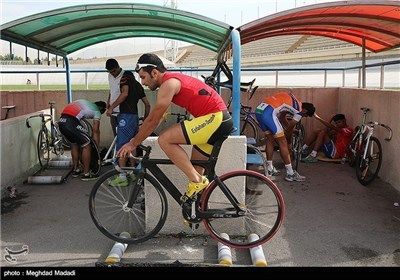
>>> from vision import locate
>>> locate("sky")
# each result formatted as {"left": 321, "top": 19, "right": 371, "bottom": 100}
{"left": 0, "top": 0, "right": 334, "bottom": 59}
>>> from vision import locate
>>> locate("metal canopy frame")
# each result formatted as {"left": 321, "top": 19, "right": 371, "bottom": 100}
{"left": 238, "top": 0, "right": 400, "bottom": 88}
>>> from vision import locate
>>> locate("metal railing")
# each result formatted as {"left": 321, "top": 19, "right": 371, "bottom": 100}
{"left": 1, "top": 60, "right": 399, "bottom": 90}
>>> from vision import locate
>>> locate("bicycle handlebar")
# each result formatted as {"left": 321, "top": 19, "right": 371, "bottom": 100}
{"left": 26, "top": 113, "right": 53, "bottom": 128}
{"left": 367, "top": 122, "right": 393, "bottom": 141}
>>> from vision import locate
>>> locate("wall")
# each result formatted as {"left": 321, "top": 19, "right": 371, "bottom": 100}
{"left": 337, "top": 89, "right": 400, "bottom": 189}
{"left": 0, "top": 109, "right": 50, "bottom": 196}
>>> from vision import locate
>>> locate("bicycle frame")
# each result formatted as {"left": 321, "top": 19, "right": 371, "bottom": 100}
{"left": 117, "top": 143, "right": 243, "bottom": 220}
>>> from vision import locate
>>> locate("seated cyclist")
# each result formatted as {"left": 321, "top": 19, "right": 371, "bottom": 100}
{"left": 58, "top": 99, "right": 106, "bottom": 181}
{"left": 301, "top": 113, "right": 353, "bottom": 163}
{"left": 255, "top": 91, "right": 315, "bottom": 182}
{"left": 118, "top": 53, "right": 233, "bottom": 201}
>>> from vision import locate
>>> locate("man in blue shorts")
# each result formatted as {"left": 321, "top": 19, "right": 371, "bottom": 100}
{"left": 106, "top": 70, "right": 150, "bottom": 187}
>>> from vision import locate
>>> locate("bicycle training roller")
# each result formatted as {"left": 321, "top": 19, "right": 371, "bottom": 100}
{"left": 218, "top": 233, "right": 233, "bottom": 266}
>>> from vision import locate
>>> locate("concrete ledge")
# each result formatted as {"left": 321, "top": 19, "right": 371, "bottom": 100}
{"left": 143, "top": 135, "right": 246, "bottom": 234}
{"left": 0, "top": 109, "right": 50, "bottom": 198}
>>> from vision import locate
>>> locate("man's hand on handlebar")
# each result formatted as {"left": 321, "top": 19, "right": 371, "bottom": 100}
{"left": 117, "top": 141, "right": 137, "bottom": 158}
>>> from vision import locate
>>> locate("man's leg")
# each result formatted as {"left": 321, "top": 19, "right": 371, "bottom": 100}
{"left": 302, "top": 129, "right": 324, "bottom": 154}
{"left": 158, "top": 123, "right": 202, "bottom": 183}
{"left": 275, "top": 135, "right": 306, "bottom": 182}
{"left": 190, "top": 148, "right": 208, "bottom": 176}
{"left": 81, "top": 144, "right": 91, "bottom": 174}
{"left": 71, "top": 144, "right": 80, "bottom": 170}
{"left": 110, "top": 113, "right": 138, "bottom": 187}
{"left": 265, "top": 133, "right": 279, "bottom": 175}
{"left": 302, "top": 130, "right": 330, "bottom": 163}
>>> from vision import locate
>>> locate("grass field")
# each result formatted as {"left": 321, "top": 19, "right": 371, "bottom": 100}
{"left": 0, "top": 84, "right": 109, "bottom": 91}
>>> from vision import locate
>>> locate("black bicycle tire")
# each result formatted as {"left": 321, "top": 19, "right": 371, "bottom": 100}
{"left": 240, "top": 116, "right": 259, "bottom": 143}
{"left": 355, "top": 136, "right": 382, "bottom": 186}
{"left": 82, "top": 118, "right": 93, "bottom": 137}
{"left": 201, "top": 170, "right": 285, "bottom": 249}
{"left": 89, "top": 139, "right": 101, "bottom": 175}
{"left": 37, "top": 128, "right": 50, "bottom": 168}
{"left": 89, "top": 169, "right": 168, "bottom": 244}
{"left": 292, "top": 123, "right": 305, "bottom": 171}
{"left": 51, "top": 123, "right": 64, "bottom": 156}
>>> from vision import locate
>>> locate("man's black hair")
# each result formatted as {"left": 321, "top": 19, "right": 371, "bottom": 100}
{"left": 95, "top": 101, "right": 107, "bottom": 114}
{"left": 302, "top": 102, "right": 315, "bottom": 117}
{"left": 136, "top": 53, "right": 167, "bottom": 73}
{"left": 331, "top": 113, "right": 346, "bottom": 122}
{"left": 105, "top": 58, "right": 119, "bottom": 71}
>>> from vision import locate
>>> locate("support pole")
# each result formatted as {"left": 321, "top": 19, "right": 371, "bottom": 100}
{"left": 231, "top": 30, "right": 241, "bottom": 136}
{"left": 9, "top": 42, "right": 13, "bottom": 60}
{"left": 362, "top": 37, "right": 366, "bottom": 89}
{"left": 25, "top": 46, "right": 28, "bottom": 63}
{"left": 342, "top": 69, "right": 345, "bottom": 87}
{"left": 85, "top": 72, "right": 89, "bottom": 90}
{"left": 65, "top": 56, "right": 72, "bottom": 103}
{"left": 380, "top": 65, "right": 384, "bottom": 89}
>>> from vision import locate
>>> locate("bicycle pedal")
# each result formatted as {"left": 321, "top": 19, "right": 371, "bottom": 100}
{"left": 191, "top": 223, "right": 199, "bottom": 231}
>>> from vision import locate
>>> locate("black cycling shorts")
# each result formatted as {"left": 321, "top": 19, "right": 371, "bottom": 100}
{"left": 58, "top": 114, "right": 91, "bottom": 147}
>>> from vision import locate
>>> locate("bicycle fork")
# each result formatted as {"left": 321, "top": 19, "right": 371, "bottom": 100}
{"left": 359, "top": 127, "right": 374, "bottom": 178}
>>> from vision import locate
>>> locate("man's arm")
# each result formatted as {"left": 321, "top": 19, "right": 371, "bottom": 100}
{"left": 107, "top": 84, "right": 128, "bottom": 116}
{"left": 129, "top": 81, "right": 177, "bottom": 147}
{"left": 92, "top": 120, "right": 100, "bottom": 146}
{"left": 314, "top": 113, "right": 339, "bottom": 132}
{"left": 141, "top": 96, "right": 151, "bottom": 119}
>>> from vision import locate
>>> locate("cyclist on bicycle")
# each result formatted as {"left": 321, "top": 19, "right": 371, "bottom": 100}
{"left": 255, "top": 91, "right": 315, "bottom": 182}
{"left": 118, "top": 53, "right": 233, "bottom": 201}
{"left": 301, "top": 113, "right": 353, "bottom": 163}
{"left": 58, "top": 99, "right": 107, "bottom": 181}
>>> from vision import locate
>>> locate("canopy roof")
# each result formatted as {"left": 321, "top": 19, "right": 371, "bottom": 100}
{"left": 239, "top": 0, "right": 400, "bottom": 52}
{"left": 0, "top": 3, "right": 233, "bottom": 56}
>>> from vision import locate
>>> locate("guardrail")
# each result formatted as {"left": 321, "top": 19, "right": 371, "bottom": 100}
{"left": 0, "top": 60, "right": 399, "bottom": 89}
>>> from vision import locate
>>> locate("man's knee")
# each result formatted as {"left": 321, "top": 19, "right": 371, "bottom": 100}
{"left": 157, "top": 134, "right": 168, "bottom": 149}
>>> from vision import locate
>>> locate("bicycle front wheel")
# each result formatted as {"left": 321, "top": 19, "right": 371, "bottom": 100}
{"left": 37, "top": 129, "right": 50, "bottom": 168}
{"left": 355, "top": 136, "right": 382, "bottom": 186}
{"left": 291, "top": 123, "right": 305, "bottom": 171}
{"left": 89, "top": 169, "right": 168, "bottom": 244}
{"left": 201, "top": 170, "right": 285, "bottom": 249}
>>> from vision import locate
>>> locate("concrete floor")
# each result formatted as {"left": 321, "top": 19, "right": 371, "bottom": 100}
{"left": 1, "top": 158, "right": 399, "bottom": 267}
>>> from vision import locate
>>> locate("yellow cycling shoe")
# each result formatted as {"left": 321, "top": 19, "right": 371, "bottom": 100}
{"left": 184, "top": 176, "right": 209, "bottom": 199}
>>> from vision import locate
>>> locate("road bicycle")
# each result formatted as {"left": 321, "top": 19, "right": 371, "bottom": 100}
{"left": 89, "top": 129, "right": 285, "bottom": 249}
{"left": 26, "top": 101, "right": 64, "bottom": 168}
{"left": 346, "top": 107, "right": 392, "bottom": 186}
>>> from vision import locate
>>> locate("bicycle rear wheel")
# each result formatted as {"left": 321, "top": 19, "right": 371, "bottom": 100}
{"left": 89, "top": 169, "right": 168, "bottom": 244}
{"left": 201, "top": 170, "right": 285, "bottom": 249}
{"left": 240, "top": 117, "right": 259, "bottom": 143}
{"left": 355, "top": 136, "right": 382, "bottom": 186}
{"left": 291, "top": 123, "right": 305, "bottom": 171}
{"left": 37, "top": 129, "right": 50, "bottom": 168}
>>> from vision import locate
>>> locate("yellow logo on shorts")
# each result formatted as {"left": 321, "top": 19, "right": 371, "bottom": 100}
{"left": 191, "top": 114, "right": 215, "bottom": 134}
